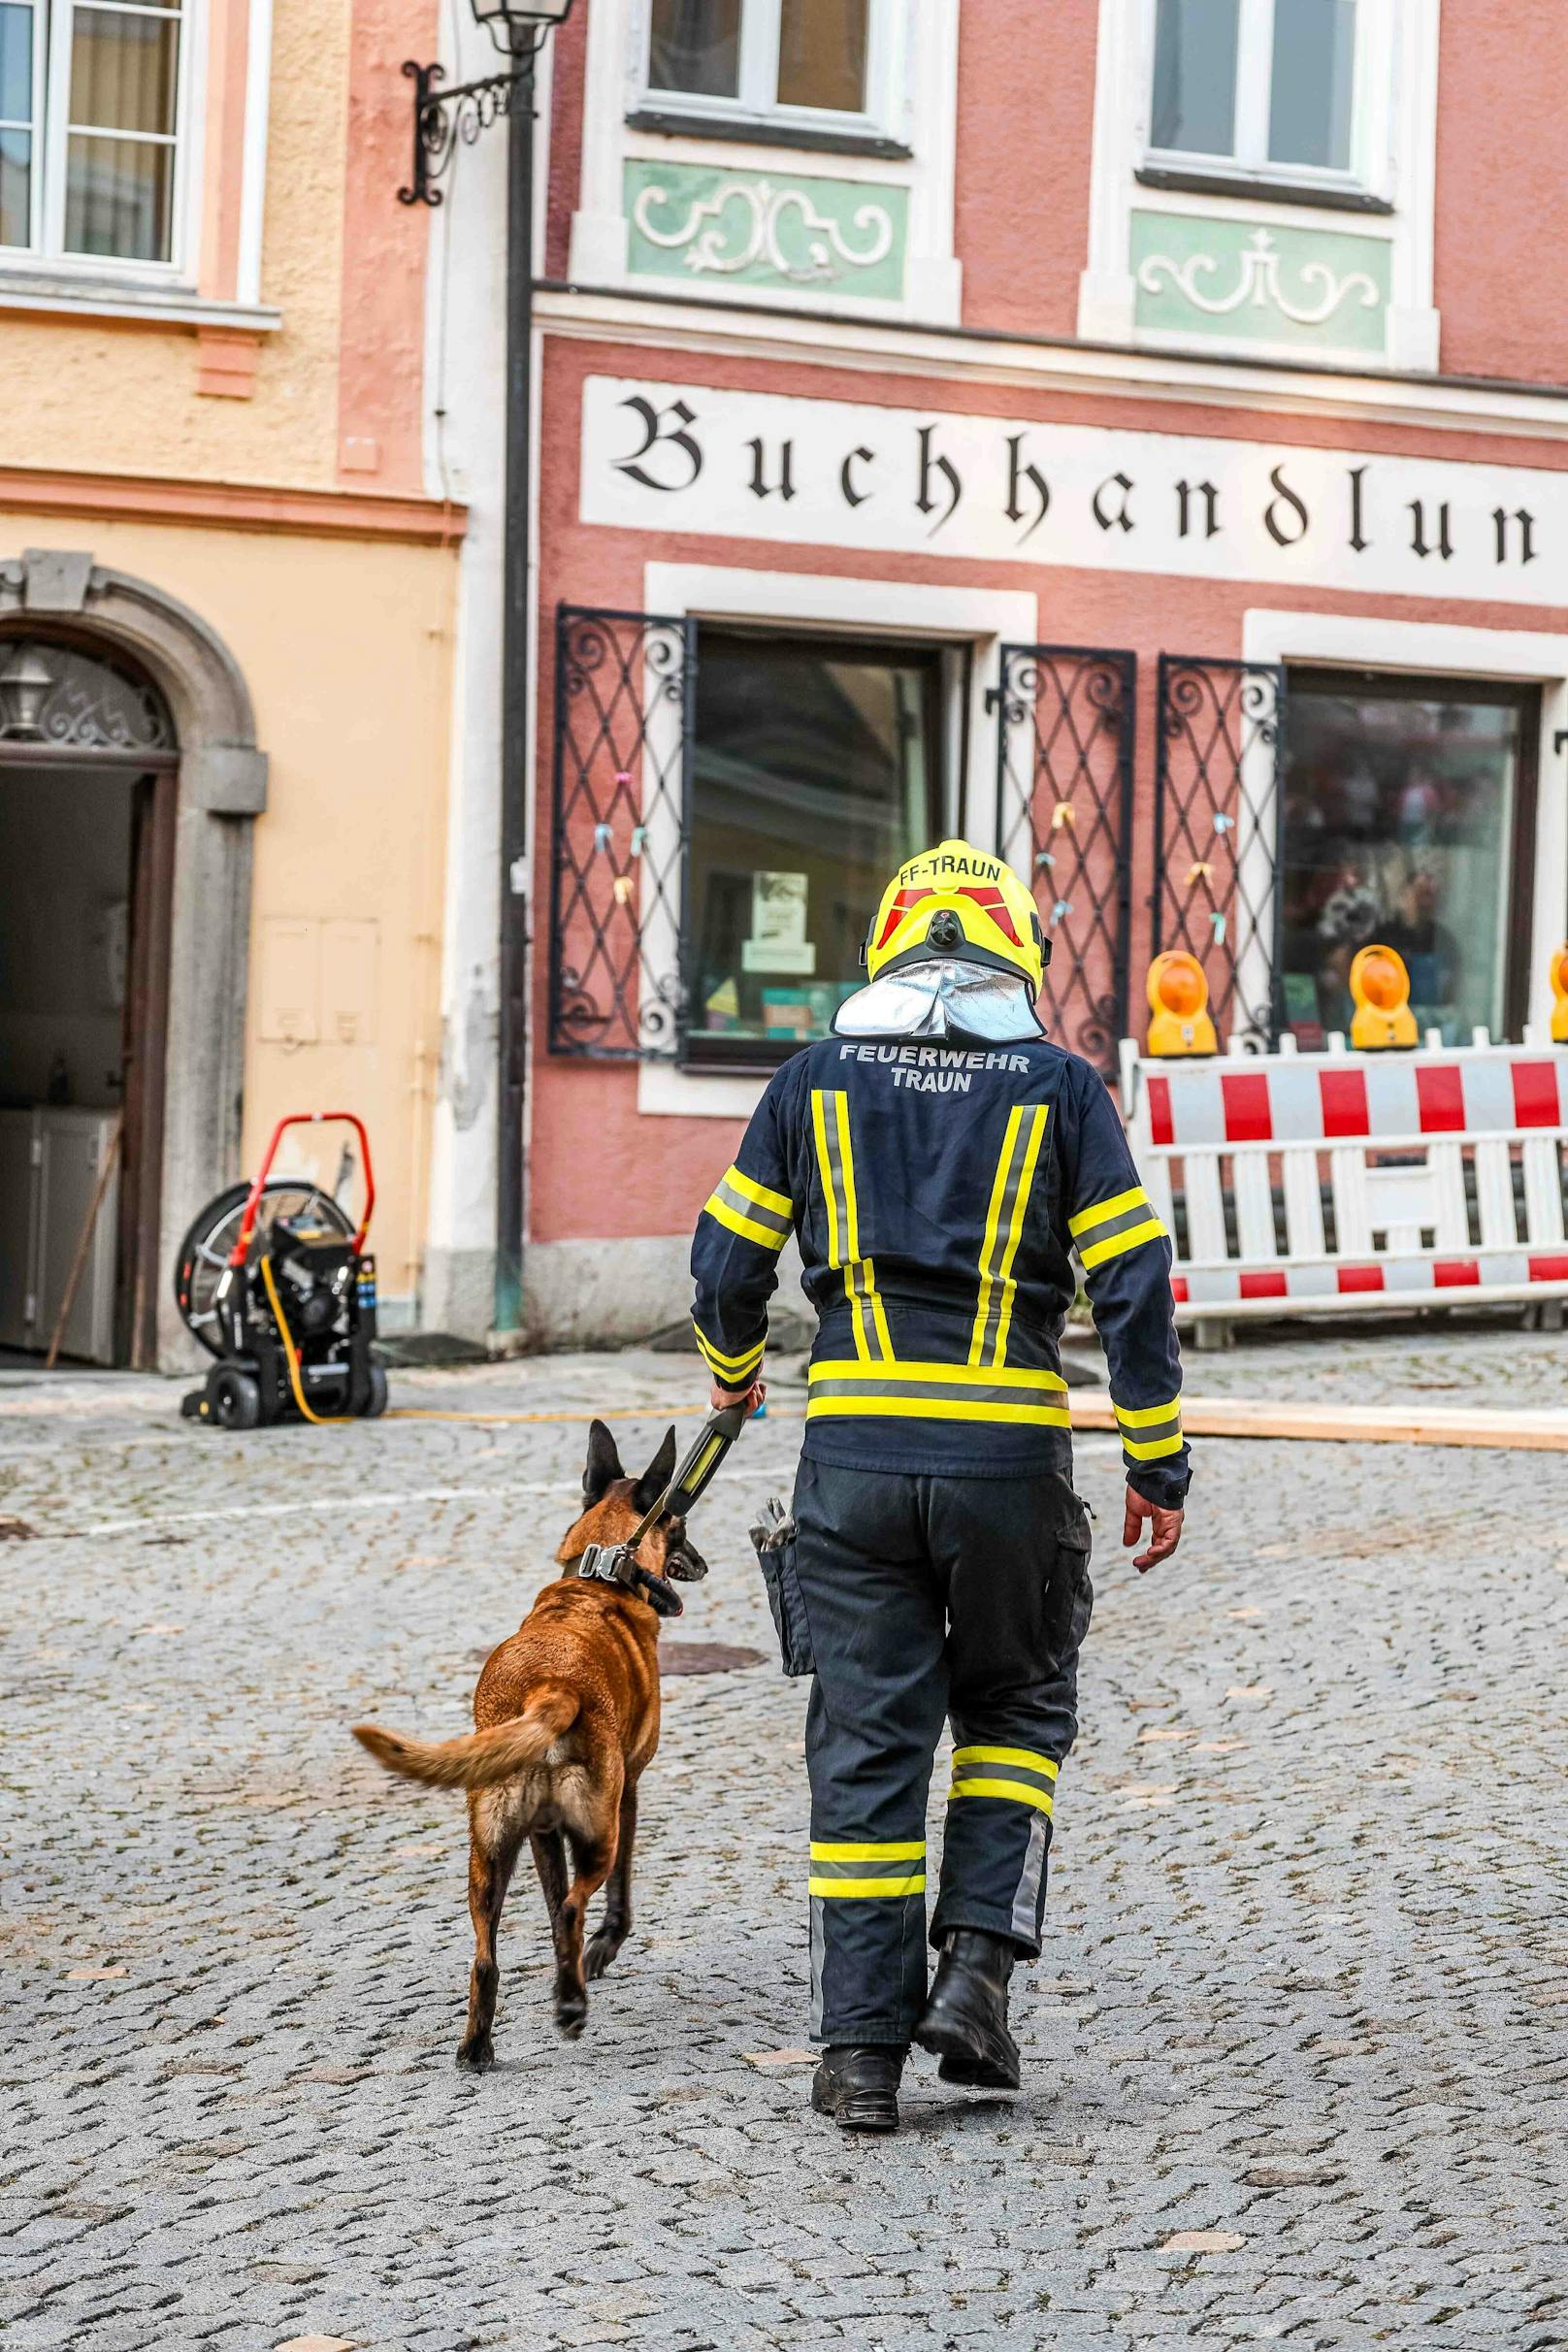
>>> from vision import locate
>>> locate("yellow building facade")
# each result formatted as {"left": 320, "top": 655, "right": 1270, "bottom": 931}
{"left": 0, "top": 0, "right": 462, "bottom": 1365}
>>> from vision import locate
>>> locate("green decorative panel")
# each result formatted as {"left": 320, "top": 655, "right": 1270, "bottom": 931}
{"left": 625, "top": 161, "right": 907, "bottom": 300}
{"left": 1130, "top": 211, "right": 1390, "bottom": 356}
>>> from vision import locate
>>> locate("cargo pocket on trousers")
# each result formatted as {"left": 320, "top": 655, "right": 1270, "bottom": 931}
{"left": 750, "top": 1498, "right": 814, "bottom": 1678}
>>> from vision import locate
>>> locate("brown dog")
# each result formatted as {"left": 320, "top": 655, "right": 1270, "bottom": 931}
{"left": 352, "top": 1421, "right": 707, "bottom": 2064}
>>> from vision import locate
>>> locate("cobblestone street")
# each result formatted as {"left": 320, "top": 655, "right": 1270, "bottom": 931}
{"left": 3, "top": 1332, "right": 1566, "bottom": 2350}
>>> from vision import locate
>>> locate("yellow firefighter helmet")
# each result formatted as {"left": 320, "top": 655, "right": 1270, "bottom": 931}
{"left": 864, "top": 840, "right": 1047, "bottom": 998}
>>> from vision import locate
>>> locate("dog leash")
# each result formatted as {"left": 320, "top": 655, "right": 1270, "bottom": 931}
{"left": 573, "top": 1402, "right": 750, "bottom": 1618}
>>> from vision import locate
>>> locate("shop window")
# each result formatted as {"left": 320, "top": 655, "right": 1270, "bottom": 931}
{"left": 1148, "top": 0, "right": 1366, "bottom": 190}
{"left": 685, "top": 628, "right": 945, "bottom": 1068}
{"left": 0, "top": 0, "right": 186, "bottom": 266}
{"left": 1278, "top": 672, "right": 1540, "bottom": 1049}
{"left": 639, "top": 0, "right": 898, "bottom": 141}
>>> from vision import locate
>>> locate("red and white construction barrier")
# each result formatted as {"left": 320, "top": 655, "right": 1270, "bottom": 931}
{"left": 1118, "top": 1030, "right": 1568, "bottom": 1323}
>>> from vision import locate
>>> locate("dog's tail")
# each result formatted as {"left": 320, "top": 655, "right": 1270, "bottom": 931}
{"left": 351, "top": 1683, "right": 580, "bottom": 1791}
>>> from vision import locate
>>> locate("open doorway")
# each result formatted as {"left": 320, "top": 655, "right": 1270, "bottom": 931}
{"left": 0, "top": 636, "right": 177, "bottom": 1368}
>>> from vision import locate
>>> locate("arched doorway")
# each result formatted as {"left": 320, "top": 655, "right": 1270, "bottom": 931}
{"left": 0, "top": 551, "right": 269, "bottom": 1369}
{"left": 0, "top": 636, "right": 178, "bottom": 1365}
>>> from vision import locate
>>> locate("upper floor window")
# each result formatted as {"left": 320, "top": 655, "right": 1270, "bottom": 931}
{"left": 0, "top": 0, "right": 186, "bottom": 268}
{"left": 642, "top": 0, "right": 898, "bottom": 140}
{"left": 1149, "top": 0, "right": 1363, "bottom": 187}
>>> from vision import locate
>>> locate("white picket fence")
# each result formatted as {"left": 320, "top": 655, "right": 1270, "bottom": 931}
{"left": 1118, "top": 1028, "right": 1568, "bottom": 1327}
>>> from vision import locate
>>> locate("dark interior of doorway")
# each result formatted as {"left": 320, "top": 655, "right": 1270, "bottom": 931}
{"left": 0, "top": 641, "right": 176, "bottom": 1368}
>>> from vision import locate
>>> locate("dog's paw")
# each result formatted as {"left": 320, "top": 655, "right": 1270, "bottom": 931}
{"left": 554, "top": 1993, "right": 589, "bottom": 2039}
{"left": 585, "top": 1932, "right": 621, "bottom": 1980}
{"left": 455, "top": 2034, "right": 495, "bottom": 2072}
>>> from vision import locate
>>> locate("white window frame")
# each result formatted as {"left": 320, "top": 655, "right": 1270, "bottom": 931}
{"left": 635, "top": 563, "right": 1036, "bottom": 1120}
{"left": 633, "top": 0, "right": 906, "bottom": 146}
{"left": 0, "top": 0, "right": 201, "bottom": 281}
{"left": 1079, "top": 0, "right": 1440, "bottom": 369}
{"left": 1144, "top": 0, "right": 1389, "bottom": 202}
{"left": 572, "top": 0, "right": 960, "bottom": 322}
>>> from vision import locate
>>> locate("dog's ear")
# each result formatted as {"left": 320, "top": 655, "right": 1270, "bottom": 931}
{"left": 633, "top": 1425, "right": 677, "bottom": 1515}
{"left": 583, "top": 1419, "right": 624, "bottom": 1503}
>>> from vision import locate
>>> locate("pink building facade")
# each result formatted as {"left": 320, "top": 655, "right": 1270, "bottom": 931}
{"left": 493, "top": 0, "right": 1568, "bottom": 1343}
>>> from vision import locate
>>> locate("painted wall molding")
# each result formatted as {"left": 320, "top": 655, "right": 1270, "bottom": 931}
{"left": 538, "top": 286, "right": 1568, "bottom": 443}
{"left": 1137, "top": 227, "right": 1380, "bottom": 329}
{"left": 627, "top": 165, "right": 902, "bottom": 291}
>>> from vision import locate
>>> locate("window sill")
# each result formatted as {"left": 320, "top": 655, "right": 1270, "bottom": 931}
{"left": 626, "top": 106, "right": 911, "bottom": 161}
{"left": 0, "top": 269, "right": 281, "bottom": 333}
{"left": 1134, "top": 164, "right": 1394, "bottom": 216}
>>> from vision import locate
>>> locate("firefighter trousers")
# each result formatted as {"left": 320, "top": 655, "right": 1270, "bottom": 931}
{"left": 783, "top": 1454, "right": 1094, "bottom": 2048}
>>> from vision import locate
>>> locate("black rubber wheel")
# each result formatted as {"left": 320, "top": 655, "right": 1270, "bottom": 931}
{"left": 174, "top": 1180, "right": 353, "bottom": 1357}
{"left": 207, "top": 1365, "right": 262, "bottom": 1431}
{"left": 362, "top": 1362, "right": 389, "bottom": 1420}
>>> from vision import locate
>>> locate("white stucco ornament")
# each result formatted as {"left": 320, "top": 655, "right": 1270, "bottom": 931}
{"left": 632, "top": 176, "right": 895, "bottom": 284}
{"left": 1137, "top": 229, "right": 1381, "bottom": 328}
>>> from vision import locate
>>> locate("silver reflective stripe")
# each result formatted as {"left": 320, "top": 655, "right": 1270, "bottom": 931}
{"left": 1117, "top": 1405, "right": 1182, "bottom": 1441}
{"left": 809, "top": 1897, "right": 825, "bottom": 2040}
{"left": 1008, "top": 1811, "right": 1051, "bottom": 1944}
{"left": 809, "top": 1854, "right": 922, "bottom": 1883}
{"left": 951, "top": 1758, "right": 1058, "bottom": 1801}
{"left": 712, "top": 1174, "right": 790, "bottom": 1243}
{"left": 972, "top": 1121, "right": 1033, "bottom": 1363}
{"left": 819, "top": 1099, "right": 850, "bottom": 1259}
{"left": 1078, "top": 1197, "right": 1155, "bottom": 1250}
{"left": 810, "top": 1373, "right": 1066, "bottom": 1412}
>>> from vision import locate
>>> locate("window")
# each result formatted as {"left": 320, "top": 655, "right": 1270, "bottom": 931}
{"left": 1150, "top": 0, "right": 1360, "bottom": 184}
{"left": 642, "top": 0, "right": 891, "bottom": 135}
{"left": 1278, "top": 673, "right": 1540, "bottom": 1050}
{"left": 685, "top": 629, "right": 945, "bottom": 1067}
{"left": 0, "top": 0, "right": 186, "bottom": 267}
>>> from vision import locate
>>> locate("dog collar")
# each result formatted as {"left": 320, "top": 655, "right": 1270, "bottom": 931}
{"left": 572, "top": 1542, "right": 683, "bottom": 1618}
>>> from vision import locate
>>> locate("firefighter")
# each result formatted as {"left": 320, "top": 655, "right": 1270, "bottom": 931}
{"left": 691, "top": 841, "right": 1189, "bottom": 2133}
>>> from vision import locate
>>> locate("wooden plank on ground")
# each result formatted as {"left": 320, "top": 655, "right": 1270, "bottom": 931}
{"left": 1071, "top": 1389, "right": 1568, "bottom": 1452}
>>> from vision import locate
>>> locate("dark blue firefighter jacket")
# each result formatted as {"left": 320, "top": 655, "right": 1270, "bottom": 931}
{"left": 690, "top": 1033, "right": 1192, "bottom": 1511}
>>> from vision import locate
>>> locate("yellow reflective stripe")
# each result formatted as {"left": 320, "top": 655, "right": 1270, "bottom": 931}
{"left": 863, "top": 1260, "right": 894, "bottom": 1359}
{"left": 726, "top": 1164, "right": 792, "bottom": 1219}
{"left": 809, "top": 1358, "right": 1066, "bottom": 1390}
{"left": 808, "top": 1876, "right": 927, "bottom": 1898}
{"left": 1123, "top": 1430, "right": 1185, "bottom": 1460}
{"left": 691, "top": 1323, "right": 766, "bottom": 1378}
{"left": 813, "top": 1088, "right": 887, "bottom": 1365}
{"left": 1114, "top": 1396, "right": 1182, "bottom": 1427}
{"left": 1078, "top": 1216, "right": 1167, "bottom": 1270}
{"left": 810, "top": 1091, "right": 840, "bottom": 1266}
{"left": 969, "top": 1105, "right": 1023, "bottom": 1365}
{"left": 951, "top": 1747, "right": 1059, "bottom": 1778}
{"left": 834, "top": 1093, "right": 861, "bottom": 1262}
{"left": 810, "top": 1841, "right": 926, "bottom": 1861}
{"left": 1068, "top": 1185, "right": 1150, "bottom": 1237}
{"left": 947, "top": 1779, "right": 1056, "bottom": 1814}
{"left": 990, "top": 1104, "right": 1048, "bottom": 1366}
{"left": 703, "top": 1193, "right": 791, "bottom": 1252}
{"left": 807, "top": 1396, "right": 1072, "bottom": 1426}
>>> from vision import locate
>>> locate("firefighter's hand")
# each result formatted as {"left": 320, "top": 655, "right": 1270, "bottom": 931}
{"left": 1123, "top": 1484, "right": 1183, "bottom": 1573}
{"left": 710, "top": 1376, "right": 766, "bottom": 1416}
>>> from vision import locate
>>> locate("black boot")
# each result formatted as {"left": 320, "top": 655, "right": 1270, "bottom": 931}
{"left": 810, "top": 2043, "right": 904, "bottom": 2133}
{"left": 914, "top": 1930, "right": 1022, "bottom": 2090}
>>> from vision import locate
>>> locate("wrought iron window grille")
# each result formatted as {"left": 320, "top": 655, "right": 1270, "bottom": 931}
{"left": 0, "top": 637, "right": 175, "bottom": 763}
{"left": 989, "top": 643, "right": 1136, "bottom": 1075}
{"left": 549, "top": 605, "right": 695, "bottom": 1062}
{"left": 1154, "top": 654, "right": 1286, "bottom": 1053}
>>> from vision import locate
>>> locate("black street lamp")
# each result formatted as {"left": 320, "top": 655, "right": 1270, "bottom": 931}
{"left": 399, "top": 0, "right": 577, "bottom": 1339}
